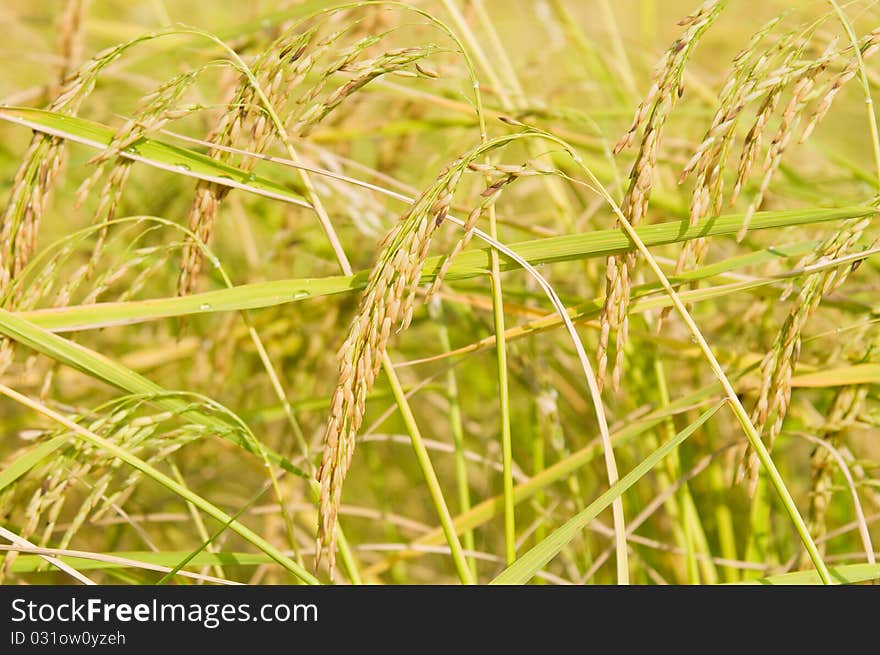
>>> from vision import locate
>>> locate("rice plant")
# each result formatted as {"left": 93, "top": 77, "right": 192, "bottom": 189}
{"left": 0, "top": 0, "right": 878, "bottom": 585}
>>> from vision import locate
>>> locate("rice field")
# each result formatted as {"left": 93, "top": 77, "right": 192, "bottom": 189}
{"left": 0, "top": 0, "right": 879, "bottom": 585}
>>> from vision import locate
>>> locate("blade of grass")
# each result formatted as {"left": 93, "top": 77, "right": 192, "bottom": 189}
{"left": 0, "top": 107, "right": 310, "bottom": 208}
{"left": 163, "top": 464, "right": 232, "bottom": 582}
{"left": 828, "top": 0, "right": 880, "bottom": 188}
{"left": 0, "top": 526, "right": 96, "bottom": 585}
{"left": 489, "top": 209, "right": 517, "bottom": 568}
{"left": 383, "top": 354, "right": 475, "bottom": 582}
{"left": 652, "top": 357, "right": 715, "bottom": 583}
{"left": 709, "top": 452, "right": 741, "bottom": 583}
{"left": 0, "top": 307, "right": 308, "bottom": 478}
{"left": 2, "top": 546, "right": 245, "bottom": 584}
{"left": 0, "top": 435, "right": 70, "bottom": 492}
{"left": 744, "top": 471, "right": 774, "bottom": 580}
{"left": 734, "top": 563, "right": 880, "bottom": 585}
{"left": 490, "top": 401, "right": 726, "bottom": 584}
{"left": 156, "top": 481, "right": 273, "bottom": 585}
{"left": 7, "top": 549, "right": 273, "bottom": 573}
{"left": 16, "top": 208, "right": 873, "bottom": 334}
{"left": 657, "top": 355, "right": 719, "bottom": 584}
{"left": 432, "top": 300, "right": 477, "bottom": 577}
{"left": 790, "top": 364, "right": 880, "bottom": 387}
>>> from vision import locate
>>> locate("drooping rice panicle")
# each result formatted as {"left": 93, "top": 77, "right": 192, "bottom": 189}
{"left": 599, "top": 0, "right": 726, "bottom": 391}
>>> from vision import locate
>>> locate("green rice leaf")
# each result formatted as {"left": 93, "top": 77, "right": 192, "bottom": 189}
{"left": 8, "top": 550, "right": 273, "bottom": 573}
{"left": 490, "top": 401, "right": 726, "bottom": 584}
{"left": 0, "top": 435, "right": 70, "bottom": 493}
{"left": 733, "top": 564, "right": 880, "bottom": 585}
{"left": 0, "top": 107, "right": 309, "bottom": 207}
{"left": 0, "top": 308, "right": 307, "bottom": 478}
{"left": 16, "top": 208, "right": 874, "bottom": 333}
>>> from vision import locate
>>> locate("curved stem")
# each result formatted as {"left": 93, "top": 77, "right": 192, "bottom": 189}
{"left": 828, "top": 0, "right": 880, "bottom": 188}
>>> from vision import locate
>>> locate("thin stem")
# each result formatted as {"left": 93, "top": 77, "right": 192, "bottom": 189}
{"left": 384, "top": 353, "right": 476, "bottom": 584}
{"left": 441, "top": 0, "right": 626, "bottom": 581}
{"left": 441, "top": 0, "right": 576, "bottom": 226}
{"left": 438, "top": 0, "right": 516, "bottom": 565}
{"left": 434, "top": 0, "right": 520, "bottom": 571}
{"left": 169, "top": 463, "right": 228, "bottom": 580}
{"left": 0, "top": 525, "right": 96, "bottom": 585}
{"left": 489, "top": 204, "right": 516, "bottom": 566}
{"left": 471, "top": 0, "right": 526, "bottom": 104}
{"left": 598, "top": 0, "right": 639, "bottom": 101}
{"left": 433, "top": 300, "right": 478, "bottom": 577}
{"left": 828, "top": 0, "right": 880, "bottom": 188}
{"left": 796, "top": 432, "right": 874, "bottom": 565}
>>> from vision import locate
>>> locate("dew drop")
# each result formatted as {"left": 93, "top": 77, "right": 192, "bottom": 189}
{"left": 199, "top": 303, "right": 211, "bottom": 311}
{"left": 176, "top": 163, "right": 191, "bottom": 172}
{"left": 292, "top": 290, "right": 310, "bottom": 300}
